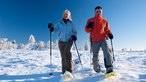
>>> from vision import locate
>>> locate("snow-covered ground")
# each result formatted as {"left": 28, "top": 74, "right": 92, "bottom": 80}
{"left": 0, "top": 49, "right": 146, "bottom": 82}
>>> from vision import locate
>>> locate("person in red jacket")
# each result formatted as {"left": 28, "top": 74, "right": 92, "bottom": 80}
{"left": 85, "top": 6, "right": 114, "bottom": 74}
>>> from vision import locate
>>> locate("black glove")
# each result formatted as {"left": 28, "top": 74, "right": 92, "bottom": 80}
{"left": 71, "top": 35, "right": 77, "bottom": 41}
{"left": 50, "top": 27, "right": 54, "bottom": 32}
{"left": 87, "top": 22, "right": 94, "bottom": 28}
{"left": 48, "top": 23, "right": 54, "bottom": 32}
{"left": 108, "top": 33, "right": 113, "bottom": 39}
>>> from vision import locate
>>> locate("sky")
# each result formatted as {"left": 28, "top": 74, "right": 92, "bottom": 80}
{"left": 0, "top": 0, "right": 146, "bottom": 50}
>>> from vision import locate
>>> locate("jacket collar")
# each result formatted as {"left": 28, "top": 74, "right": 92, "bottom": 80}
{"left": 60, "top": 18, "right": 72, "bottom": 24}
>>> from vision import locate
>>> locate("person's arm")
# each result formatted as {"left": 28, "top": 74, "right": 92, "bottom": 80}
{"left": 85, "top": 19, "right": 94, "bottom": 33}
{"left": 72, "top": 23, "right": 77, "bottom": 36}
{"left": 53, "top": 21, "right": 60, "bottom": 33}
{"left": 104, "top": 20, "right": 113, "bottom": 39}
{"left": 71, "top": 23, "right": 77, "bottom": 41}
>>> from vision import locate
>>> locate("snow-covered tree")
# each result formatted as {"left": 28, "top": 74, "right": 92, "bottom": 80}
{"left": 47, "top": 41, "right": 50, "bottom": 49}
{"left": 12, "top": 40, "right": 16, "bottom": 44}
{"left": 24, "top": 34, "right": 37, "bottom": 50}
{"left": 38, "top": 41, "right": 45, "bottom": 49}
{"left": 18, "top": 34, "right": 37, "bottom": 50}
{"left": 0, "top": 38, "right": 18, "bottom": 50}
{"left": 49, "top": 40, "right": 59, "bottom": 50}
{"left": 29, "top": 34, "right": 35, "bottom": 43}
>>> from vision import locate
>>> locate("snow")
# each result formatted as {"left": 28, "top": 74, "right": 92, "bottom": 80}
{"left": 0, "top": 49, "right": 146, "bottom": 82}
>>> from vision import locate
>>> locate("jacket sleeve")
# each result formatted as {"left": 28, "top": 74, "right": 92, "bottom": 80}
{"left": 85, "top": 19, "right": 92, "bottom": 33}
{"left": 53, "top": 22, "right": 60, "bottom": 33}
{"left": 72, "top": 23, "right": 77, "bottom": 36}
{"left": 105, "top": 20, "right": 112, "bottom": 35}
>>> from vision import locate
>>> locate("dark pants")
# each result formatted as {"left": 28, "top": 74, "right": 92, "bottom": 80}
{"left": 58, "top": 40, "right": 74, "bottom": 73}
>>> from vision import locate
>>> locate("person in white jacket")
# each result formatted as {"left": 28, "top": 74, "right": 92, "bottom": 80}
{"left": 48, "top": 10, "right": 77, "bottom": 74}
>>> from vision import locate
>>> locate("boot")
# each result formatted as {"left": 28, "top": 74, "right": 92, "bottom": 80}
{"left": 94, "top": 65, "right": 100, "bottom": 73}
{"left": 106, "top": 67, "right": 113, "bottom": 74}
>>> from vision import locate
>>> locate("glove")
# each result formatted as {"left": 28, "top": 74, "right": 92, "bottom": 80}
{"left": 48, "top": 23, "right": 53, "bottom": 29}
{"left": 48, "top": 23, "right": 54, "bottom": 32}
{"left": 87, "top": 22, "right": 94, "bottom": 28}
{"left": 108, "top": 33, "right": 113, "bottom": 39}
{"left": 71, "top": 35, "right": 77, "bottom": 41}
{"left": 50, "top": 27, "right": 54, "bottom": 32}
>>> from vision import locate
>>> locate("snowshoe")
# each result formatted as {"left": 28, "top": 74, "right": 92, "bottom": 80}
{"left": 105, "top": 71, "right": 117, "bottom": 78}
{"left": 62, "top": 71, "right": 73, "bottom": 81}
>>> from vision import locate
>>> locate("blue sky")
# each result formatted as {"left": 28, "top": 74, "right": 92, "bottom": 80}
{"left": 0, "top": 0, "right": 146, "bottom": 50}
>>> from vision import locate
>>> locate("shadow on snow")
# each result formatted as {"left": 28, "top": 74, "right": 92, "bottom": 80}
{"left": 0, "top": 72, "right": 61, "bottom": 82}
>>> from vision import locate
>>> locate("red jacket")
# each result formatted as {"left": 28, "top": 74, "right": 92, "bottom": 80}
{"left": 85, "top": 15, "right": 112, "bottom": 42}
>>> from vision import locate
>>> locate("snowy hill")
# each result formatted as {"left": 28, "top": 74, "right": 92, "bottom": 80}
{"left": 0, "top": 49, "right": 146, "bottom": 82}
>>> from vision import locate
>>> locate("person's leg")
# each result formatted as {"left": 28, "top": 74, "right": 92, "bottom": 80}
{"left": 91, "top": 42, "right": 101, "bottom": 73}
{"left": 101, "top": 40, "right": 113, "bottom": 73}
{"left": 64, "top": 40, "right": 74, "bottom": 73}
{"left": 58, "top": 41, "right": 66, "bottom": 74}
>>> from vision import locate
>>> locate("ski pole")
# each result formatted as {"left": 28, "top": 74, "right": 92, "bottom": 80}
{"left": 89, "top": 42, "right": 92, "bottom": 76}
{"left": 49, "top": 30, "right": 53, "bottom": 75}
{"left": 110, "top": 39, "right": 115, "bottom": 61}
{"left": 73, "top": 41, "right": 83, "bottom": 70}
